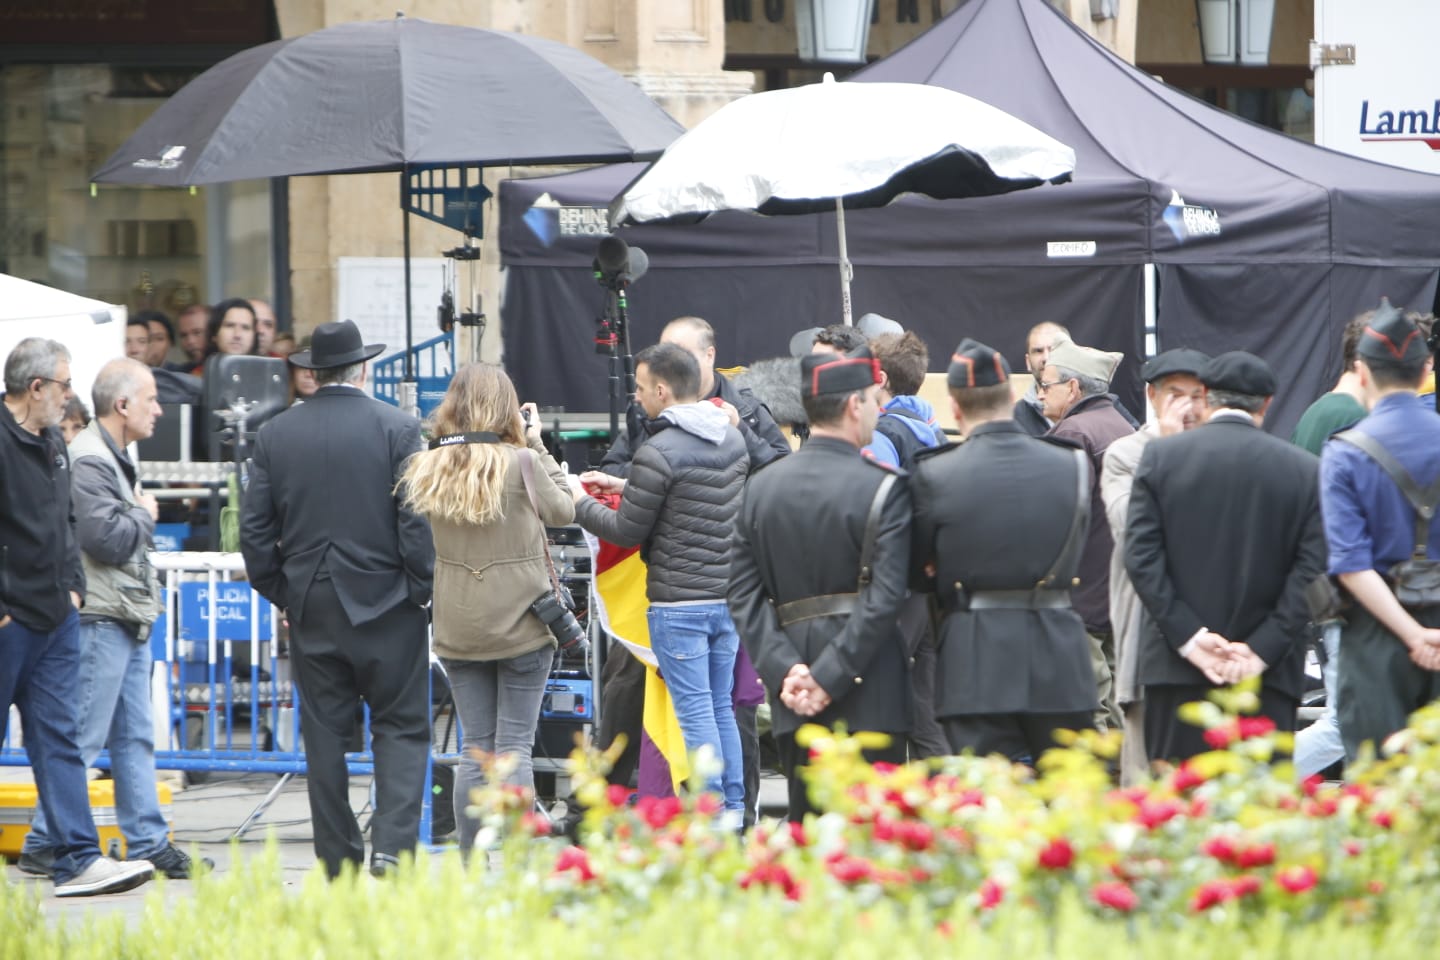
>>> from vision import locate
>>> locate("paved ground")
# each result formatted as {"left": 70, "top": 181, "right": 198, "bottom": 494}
{"left": 0, "top": 764, "right": 790, "bottom": 926}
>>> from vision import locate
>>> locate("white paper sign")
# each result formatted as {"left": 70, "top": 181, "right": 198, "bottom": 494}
{"left": 334, "top": 257, "right": 447, "bottom": 363}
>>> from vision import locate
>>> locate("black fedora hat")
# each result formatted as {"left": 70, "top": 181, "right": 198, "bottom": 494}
{"left": 288, "top": 320, "right": 385, "bottom": 370}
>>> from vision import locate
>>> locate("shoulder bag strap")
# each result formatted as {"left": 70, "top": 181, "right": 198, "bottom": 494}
{"left": 1335, "top": 428, "right": 1440, "bottom": 559}
{"left": 858, "top": 473, "right": 899, "bottom": 588}
{"left": 1041, "top": 447, "right": 1093, "bottom": 587}
{"left": 515, "top": 447, "right": 566, "bottom": 599}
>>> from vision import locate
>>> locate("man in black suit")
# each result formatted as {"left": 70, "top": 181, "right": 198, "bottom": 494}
{"left": 240, "top": 320, "right": 435, "bottom": 878}
{"left": 1125, "top": 352, "right": 1326, "bottom": 763}
{"left": 912, "top": 339, "right": 1097, "bottom": 762}
{"left": 728, "top": 346, "right": 911, "bottom": 821}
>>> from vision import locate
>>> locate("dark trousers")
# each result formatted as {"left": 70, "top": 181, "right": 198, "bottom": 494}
{"left": 597, "top": 642, "right": 645, "bottom": 788}
{"left": 1338, "top": 605, "right": 1440, "bottom": 762}
{"left": 1144, "top": 682, "right": 1297, "bottom": 765}
{"left": 942, "top": 711, "right": 1094, "bottom": 766}
{"left": 902, "top": 595, "right": 948, "bottom": 759}
{"left": 776, "top": 729, "right": 905, "bottom": 823}
{"left": 290, "top": 580, "right": 430, "bottom": 878}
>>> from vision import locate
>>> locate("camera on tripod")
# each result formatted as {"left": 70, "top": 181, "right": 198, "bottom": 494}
{"left": 530, "top": 588, "right": 586, "bottom": 652}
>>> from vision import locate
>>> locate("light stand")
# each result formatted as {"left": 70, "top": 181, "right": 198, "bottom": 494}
{"left": 592, "top": 237, "right": 648, "bottom": 440}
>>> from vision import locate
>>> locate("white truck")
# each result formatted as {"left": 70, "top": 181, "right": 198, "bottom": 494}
{"left": 1312, "top": 0, "right": 1440, "bottom": 174}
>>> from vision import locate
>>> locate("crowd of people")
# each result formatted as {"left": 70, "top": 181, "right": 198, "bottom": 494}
{"left": 5, "top": 294, "right": 1440, "bottom": 886}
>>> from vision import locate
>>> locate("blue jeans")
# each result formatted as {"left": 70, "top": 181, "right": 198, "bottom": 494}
{"left": 646, "top": 603, "right": 744, "bottom": 812}
{"left": 441, "top": 646, "right": 554, "bottom": 853}
{"left": 24, "top": 619, "right": 170, "bottom": 860}
{"left": 1294, "top": 622, "right": 1345, "bottom": 779}
{"left": 0, "top": 610, "right": 102, "bottom": 882}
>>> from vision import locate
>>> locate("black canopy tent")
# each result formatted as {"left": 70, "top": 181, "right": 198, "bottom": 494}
{"left": 499, "top": 0, "right": 1440, "bottom": 434}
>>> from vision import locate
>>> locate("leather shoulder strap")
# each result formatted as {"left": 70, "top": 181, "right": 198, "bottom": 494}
{"left": 1334, "top": 428, "right": 1440, "bottom": 558}
{"left": 858, "top": 473, "right": 898, "bottom": 587}
{"left": 1041, "top": 447, "right": 1092, "bottom": 586}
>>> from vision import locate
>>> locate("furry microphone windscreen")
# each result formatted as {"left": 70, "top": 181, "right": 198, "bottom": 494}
{"left": 732, "top": 356, "right": 806, "bottom": 427}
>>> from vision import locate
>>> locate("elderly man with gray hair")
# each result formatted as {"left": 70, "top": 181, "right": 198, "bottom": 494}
{"left": 18, "top": 357, "right": 207, "bottom": 881}
{"left": 2, "top": 340, "right": 155, "bottom": 897}
{"left": 1042, "top": 340, "right": 1135, "bottom": 732}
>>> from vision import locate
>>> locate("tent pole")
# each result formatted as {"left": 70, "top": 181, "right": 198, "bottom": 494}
{"left": 400, "top": 166, "right": 417, "bottom": 417}
{"left": 1143, "top": 263, "right": 1157, "bottom": 358}
{"left": 836, "top": 198, "right": 854, "bottom": 326}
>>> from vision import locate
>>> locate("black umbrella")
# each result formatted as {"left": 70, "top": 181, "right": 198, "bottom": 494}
{"left": 92, "top": 15, "right": 684, "bottom": 392}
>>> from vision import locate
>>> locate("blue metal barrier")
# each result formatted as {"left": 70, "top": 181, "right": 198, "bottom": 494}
{"left": 372, "top": 330, "right": 455, "bottom": 418}
{"left": 1, "top": 552, "right": 460, "bottom": 844}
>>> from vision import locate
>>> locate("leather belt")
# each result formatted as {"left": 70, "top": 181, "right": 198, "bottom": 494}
{"left": 775, "top": 593, "right": 858, "bottom": 626}
{"left": 967, "top": 588, "right": 1072, "bottom": 611}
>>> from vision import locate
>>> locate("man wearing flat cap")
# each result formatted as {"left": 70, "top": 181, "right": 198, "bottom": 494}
{"left": 1041, "top": 340, "right": 1135, "bottom": 731}
{"left": 1319, "top": 300, "right": 1440, "bottom": 761}
{"left": 240, "top": 320, "right": 435, "bottom": 878}
{"left": 1126, "top": 351, "right": 1326, "bottom": 763}
{"left": 910, "top": 339, "right": 1097, "bottom": 761}
{"left": 1100, "top": 348, "right": 1208, "bottom": 780}
{"left": 728, "top": 346, "right": 911, "bottom": 821}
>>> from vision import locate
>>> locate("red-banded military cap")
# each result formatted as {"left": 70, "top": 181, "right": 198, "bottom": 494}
{"left": 946, "top": 338, "right": 1011, "bottom": 389}
{"left": 1358, "top": 297, "right": 1428, "bottom": 365}
{"left": 800, "top": 346, "right": 882, "bottom": 398}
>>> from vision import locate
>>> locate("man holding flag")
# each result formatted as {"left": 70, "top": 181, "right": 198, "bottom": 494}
{"left": 572, "top": 343, "right": 750, "bottom": 821}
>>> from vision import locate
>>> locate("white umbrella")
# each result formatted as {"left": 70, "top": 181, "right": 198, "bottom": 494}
{"left": 610, "top": 74, "right": 1075, "bottom": 325}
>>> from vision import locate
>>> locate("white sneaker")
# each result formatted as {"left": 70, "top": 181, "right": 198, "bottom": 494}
{"left": 54, "top": 857, "right": 155, "bottom": 898}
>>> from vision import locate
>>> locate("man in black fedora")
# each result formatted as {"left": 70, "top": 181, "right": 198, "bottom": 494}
{"left": 240, "top": 320, "right": 435, "bottom": 878}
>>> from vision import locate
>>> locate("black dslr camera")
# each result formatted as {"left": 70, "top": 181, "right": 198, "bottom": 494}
{"left": 531, "top": 588, "right": 586, "bottom": 652}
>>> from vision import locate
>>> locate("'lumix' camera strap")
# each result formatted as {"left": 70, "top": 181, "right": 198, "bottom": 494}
{"left": 428, "top": 431, "right": 502, "bottom": 450}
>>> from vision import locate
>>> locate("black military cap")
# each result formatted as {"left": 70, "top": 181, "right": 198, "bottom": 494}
{"left": 946, "top": 338, "right": 1011, "bottom": 389}
{"left": 1200, "top": 351, "right": 1276, "bottom": 396}
{"left": 1141, "top": 348, "right": 1210, "bottom": 384}
{"left": 1357, "top": 297, "right": 1428, "bottom": 364}
{"left": 800, "top": 346, "right": 882, "bottom": 398}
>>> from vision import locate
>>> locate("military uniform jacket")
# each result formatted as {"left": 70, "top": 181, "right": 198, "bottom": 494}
{"left": 727, "top": 436, "right": 912, "bottom": 738}
{"left": 911, "top": 420, "right": 1098, "bottom": 717}
{"left": 1125, "top": 415, "right": 1325, "bottom": 700}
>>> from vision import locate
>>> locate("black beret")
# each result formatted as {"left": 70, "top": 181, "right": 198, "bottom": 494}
{"left": 1141, "top": 348, "right": 1210, "bottom": 384}
{"left": 946, "top": 338, "right": 1011, "bottom": 389}
{"left": 800, "top": 346, "right": 882, "bottom": 398}
{"left": 1200, "top": 351, "right": 1276, "bottom": 396}
{"left": 1357, "top": 297, "right": 1428, "bottom": 364}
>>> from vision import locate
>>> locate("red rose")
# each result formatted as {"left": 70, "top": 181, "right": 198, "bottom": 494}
{"left": 1231, "top": 874, "right": 1263, "bottom": 898}
{"left": 1037, "top": 837, "right": 1075, "bottom": 870}
{"left": 1236, "top": 843, "right": 1276, "bottom": 869}
{"left": 1200, "top": 836, "right": 1239, "bottom": 864}
{"left": 828, "top": 855, "right": 874, "bottom": 885}
{"left": 896, "top": 821, "right": 936, "bottom": 852}
{"left": 1135, "top": 797, "right": 1184, "bottom": 830}
{"left": 1190, "top": 879, "right": 1233, "bottom": 912}
{"left": 1276, "top": 865, "right": 1318, "bottom": 894}
{"left": 636, "top": 795, "right": 682, "bottom": 830}
{"left": 606, "top": 784, "right": 632, "bottom": 808}
{"left": 1171, "top": 763, "right": 1206, "bottom": 792}
{"left": 1371, "top": 809, "right": 1394, "bottom": 830}
{"left": 1203, "top": 723, "right": 1239, "bottom": 750}
{"left": 1343, "top": 840, "right": 1363, "bottom": 857}
{"left": 520, "top": 812, "right": 552, "bottom": 837}
{"left": 554, "top": 845, "right": 597, "bottom": 882}
{"left": 978, "top": 878, "right": 1005, "bottom": 910}
{"left": 1091, "top": 881, "right": 1140, "bottom": 913}
{"left": 787, "top": 821, "right": 809, "bottom": 847}
{"left": 1302, "top": 774, "right": 1324, "bottom": 797}
{"left": 1237, "top": 715, "right": 1276, "bottom": 740}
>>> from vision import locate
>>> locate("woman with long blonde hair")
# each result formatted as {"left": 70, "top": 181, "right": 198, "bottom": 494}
{"left": 400, "top": 363, "right": 573, "bottom": 852}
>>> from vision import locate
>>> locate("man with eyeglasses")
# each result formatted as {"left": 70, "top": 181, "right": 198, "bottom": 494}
{"left": 1013, "top": 322, "right": 1070, "bottom": 436}
{"left": 1, "top": 338, "right": 155, "bottom": 897}
{"left": 1041, "top": 340, "right": 1136, "bottom": 733}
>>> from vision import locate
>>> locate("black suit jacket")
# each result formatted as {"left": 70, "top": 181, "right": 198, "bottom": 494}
{"left": 240, "top": 387, "right": 434, "bottom": 626}
{"left": 727, "top": 436, "right": 912, "bottom": 737}
{"left": 1124, "top": 415, "right": 1325, "bottom": 699}
{"left": 911, "top": 420, "right": 1097, "bottom": 716}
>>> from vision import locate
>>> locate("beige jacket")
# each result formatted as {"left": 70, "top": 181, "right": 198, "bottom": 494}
{"left": 430, "top": 437, "right": 575, "bottom": 662}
